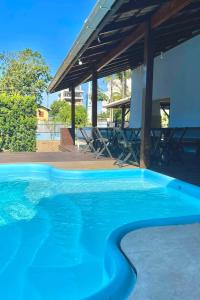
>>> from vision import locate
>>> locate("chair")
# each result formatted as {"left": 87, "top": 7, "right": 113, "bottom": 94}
{"left": 79, "top": 128, "right": 96, "bottom": 154}
{"left": 92, "top": 127, "right": 113, "bottom": 158}
{"left": 159, "top": 127, "right": 187, "bottom": 165}
{"left": 114, "top": 128, "right": 140, "bottom": 166}
{"left": 183, "top": 128, "right": 200, "bottom": 157}
{"left": 150, "top": 128, "right": 164, "bottom": 164}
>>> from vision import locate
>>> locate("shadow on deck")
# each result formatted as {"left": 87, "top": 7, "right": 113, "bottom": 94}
{"left": 0, "top": 147, "right": 135, "bottom": 170}
{"left": 151, "top": 160, "right": 200, "bottom": 187}
{"left": 0, "top": 148, "right": 199, "bottom": 186}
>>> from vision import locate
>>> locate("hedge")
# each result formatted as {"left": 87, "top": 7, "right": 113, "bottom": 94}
{"left": 0, "top": 93, "right": 37, "bottom": 152}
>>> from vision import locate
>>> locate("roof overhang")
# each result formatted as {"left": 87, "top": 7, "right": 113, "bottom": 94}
{"left": 48, "top": 0, "right": 200, "bottom": 93}
{"left": 104, "top": 97, "right": 131, "bottom": 109}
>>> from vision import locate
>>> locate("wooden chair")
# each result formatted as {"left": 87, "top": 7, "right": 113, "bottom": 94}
{"left": 114, "top": 128, "right": 140, "bottom": 166}
{"left": 79, "top": 128, "right": 96, "bottom": 154}
{"left": 92, "top": 127, "right": 113, "bottom": 158}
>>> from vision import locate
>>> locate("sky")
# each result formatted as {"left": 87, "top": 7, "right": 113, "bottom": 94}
{"left": 0, "top": 0, "right": 98, "bottom": 106}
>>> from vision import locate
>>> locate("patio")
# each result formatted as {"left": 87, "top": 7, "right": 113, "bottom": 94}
{"left": 48, "top": 0, "right": 200, "bottom": 171}
{"left": 0, "top": 0, "right": 200, "bottom": 299}
{"left": 121, "top": 223, "right": 200, "bottom": 300}
{"left": 0, "top": 146, "right": 200, "bottom": 186}
{"left": 0, "top": 148, "right": 134, "bottom": 170}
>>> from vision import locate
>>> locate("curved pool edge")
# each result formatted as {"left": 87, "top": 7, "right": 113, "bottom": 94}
{"left": 84, "top": 215, "right": 200, "bottom": 300}
{"left": 0, "top": 164, "right": 200, "bottom": 299}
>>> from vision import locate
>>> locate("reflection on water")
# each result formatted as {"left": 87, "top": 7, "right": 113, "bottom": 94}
{"left": 0, "top": 173, "right": 200, "bottom": 299}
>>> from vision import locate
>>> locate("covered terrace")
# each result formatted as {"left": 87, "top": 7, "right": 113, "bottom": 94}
{"left": 48, "top": 0, "right": 200, "bottom": 170}
{"left": 104, "top": 97, "right": 131, "bottom": 128}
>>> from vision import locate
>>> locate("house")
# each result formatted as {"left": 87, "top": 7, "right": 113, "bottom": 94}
{"left": 36, "top": 105, "right": 50, "bottom": 122}
{"left": 130, "top": 35, "right": 200, "bottom": 129}
{"left": 48, "top": 0, "right": 200, "bottom": 168}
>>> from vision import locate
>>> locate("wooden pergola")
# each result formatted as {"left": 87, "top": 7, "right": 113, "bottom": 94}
{"left": 48, "top": 0, "right": 200, "bottom": 168}
{"left": 104, "top": 97, "right": 131, "bottom": 128}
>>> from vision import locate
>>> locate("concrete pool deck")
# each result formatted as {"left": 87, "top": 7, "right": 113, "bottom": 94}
{"left": 121, "top": 223, "right": 200, "bottom": 300}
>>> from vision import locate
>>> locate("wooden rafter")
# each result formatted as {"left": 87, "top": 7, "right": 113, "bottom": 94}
{"left": 50, "top": 0, "right": 200, "bottom": 92}
{"left": 73, "top": 0, "right": 193, "bottom": 87}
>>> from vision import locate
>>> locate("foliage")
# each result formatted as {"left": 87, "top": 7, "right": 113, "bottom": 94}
{"left": 104, "top": 70, "right": 131, "bottom": 100}
{"left": 115, "top": 70, "right": 131, "bottom": 98}
{"left": 161, "top": 111, "right": 169, "bottom": 128}
{"left": 50, "top": 100, "right": 71, "bottom": 123}
{"left": 98, "top": 111, "right": 109, "bottom": 119}
{"left": 0, "top": 49, "right": 51, "bottom": 103}
{"left": 75, "top": 105, "right": 87, "bottom": 128}
{"left": 98, "top": 88, "right": 109, "bottom": 102}
{"left": 0, "top": 93, "right": 37, "bottom": 152}
{"left": 113, "top": 109, "right": 122, "bottom": 123}
{"left": 50, "top": 100, "right": 87, "bottom": 127}
{"left": 103, "top": 71, "right": 131, "bottom": 123}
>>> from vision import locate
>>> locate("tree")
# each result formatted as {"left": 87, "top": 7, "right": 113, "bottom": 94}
{"left": 0, "top": 49, "right": 51, "bottom": 103}
{"left": 98, "top": 88, "right": 109, "bottom": 102}
{"left": 50, "top": 100, "right": 87, "bottom": 127}
{"left": 75, "top": 105, "right": 87, "bottom": 128}
{"left": 50, "top": 100, "right": 71, "bottom": 123}
{"left": 0, "top": 93, "right": 37, "bottom": 152}
{"left": 103, "top": 70, "right": 131, "bottom": 123}
{"left": 98, "top": 111, "right": 109, "bottom": 119}
{"left": 104, "top": 70, "right": 131, "bottom": 100}
{"left": 115, "top": 70, "right": 131, "bottom": 98}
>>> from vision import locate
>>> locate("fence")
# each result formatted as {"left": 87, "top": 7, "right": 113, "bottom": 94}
{"left": 37, "top": 122, "right": 70, "bottom": 141}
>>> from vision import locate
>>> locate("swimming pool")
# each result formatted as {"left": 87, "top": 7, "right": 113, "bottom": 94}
{"left": 0, "top": 164, "right": 200, "bottom": 300}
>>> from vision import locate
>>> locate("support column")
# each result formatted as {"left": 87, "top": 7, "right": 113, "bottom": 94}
{"left": 140, "top": 20, "right": 154, "bottom": 168}
{"left": 92, "top": 68, "right": 98, "bottom": 127}
{"left": 121, "top": 105, "right": 125, "bottom": 128}
{"left": 71, "top": 85, "right": 76, "bottom": 144}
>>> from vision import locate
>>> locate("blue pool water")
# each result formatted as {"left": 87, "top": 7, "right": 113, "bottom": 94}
{"left": 0, "top": 165, "right": 200, "bottom": 300}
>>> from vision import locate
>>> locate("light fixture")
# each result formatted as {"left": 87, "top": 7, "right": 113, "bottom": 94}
{"left": 78, "top": 59, "right": 83, "bottom": 66}
{"left": 160, "top": 51, "right": 164, "bottom": 60}
{"left": 97, "top": 35, "right": 101, "bottom": 43}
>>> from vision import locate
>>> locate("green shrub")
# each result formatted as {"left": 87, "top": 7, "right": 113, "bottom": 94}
{"left": 75, "top": 105, "right": 87, "bottom": 128}
{"left": 0, "top": 93, "right": 37, "bottom": 152}
{"left": 50, "top": 100, "right": 87, "bottom": 128}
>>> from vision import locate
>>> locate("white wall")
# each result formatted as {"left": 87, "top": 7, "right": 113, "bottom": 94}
{"left": 130, "top": 35, "right": 200, "bottom": 128}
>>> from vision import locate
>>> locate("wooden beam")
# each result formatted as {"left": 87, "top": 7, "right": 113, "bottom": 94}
{"left": 49, "top": 0, "right": 125, "bottom": 92}
{"left": 121, "top": 105, "right": 126, "bottom": 128}
{"left": 99, "top": 0, "right": 192, "bottom": 72}
{"left": 92, "top": 68, "right": 98, "bottom": 127}
{"left": 98, "top": 24, "right": 146, "bottom": 71}
{"left": 71, "top": 85, "right": 76, "bottom": 144}
{"left": 116, "top": 0, "right": 168, "bottom": 14}
{"left": 151, "top": 0, "right": 193, "bottom": 29}
{"left": 140, "top": 20, "right": 154, "bottom": 169}
{"left": 75, "top": 0, "right": 192, "bottom": 86}
{"left": 102, "top": 15, "right": 147, "bottom": 33}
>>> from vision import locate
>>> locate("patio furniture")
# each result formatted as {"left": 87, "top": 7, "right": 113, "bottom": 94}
{"left": 98, "top": 127, "right": 118, "bottom": 156}
{"left": 150, "top": 128, "right": 166, "bottom": 164}
{"left": 114, "top": 128, "right": 140, "bottom": 166}
{"left": 79, "top": 128, "right": 96, "bottom": 154}
{"left": 92, "top": 127, "right": 113, "bottom": 158}
{"left": 181, "top": 127, "right": 200, "bottom": 160}
{"left": 154, "top": 127, "right": 187, "bottom": 165}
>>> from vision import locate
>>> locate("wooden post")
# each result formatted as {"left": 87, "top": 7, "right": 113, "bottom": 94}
{"left": 121, "top": 105, "right": 125, "bottom": 128}
{"left": 92, "top": 68, "right": 98, "bottom": 127}
{"left": 71, "top": 85, "right": 76, "bottom": 144}
{"left": 140, "top": 20, "right": 154, "bottom": 168}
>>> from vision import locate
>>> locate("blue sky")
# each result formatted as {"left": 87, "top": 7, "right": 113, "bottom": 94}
{"left": 0, "top": 0, "right": 99, "bottom": 106}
